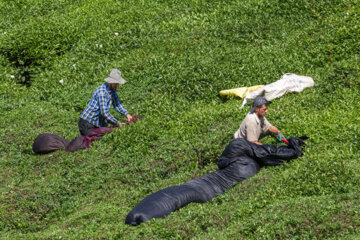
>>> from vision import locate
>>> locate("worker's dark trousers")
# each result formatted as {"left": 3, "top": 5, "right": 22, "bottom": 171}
{"left": 78, "top": 118, "right": 97, "bottom": 136}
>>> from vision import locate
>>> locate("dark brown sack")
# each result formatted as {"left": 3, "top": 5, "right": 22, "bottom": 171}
{"left": 32, "top": 133, "right": 69, "bottom": 154}
{"left": 65, "top": 136, "right": 86, "bottom": 152}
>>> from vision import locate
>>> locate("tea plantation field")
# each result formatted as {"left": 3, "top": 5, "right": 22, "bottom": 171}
{"left": 0, "top": 0, "right": 359, "bottom": 239}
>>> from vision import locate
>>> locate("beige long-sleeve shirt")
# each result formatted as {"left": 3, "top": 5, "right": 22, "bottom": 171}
{"left": 234, "top": 113, "right": 272, "bottom": 141}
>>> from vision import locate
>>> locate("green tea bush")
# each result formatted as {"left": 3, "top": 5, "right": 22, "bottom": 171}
{"left": 1, "top": 0, "right": 359, "bottom": 239}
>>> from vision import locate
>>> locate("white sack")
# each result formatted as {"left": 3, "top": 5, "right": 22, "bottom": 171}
{"left": 240, "top": 73, "right": 314, "bottom": 108}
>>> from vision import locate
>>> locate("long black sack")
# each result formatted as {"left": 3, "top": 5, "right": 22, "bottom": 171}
{"left": 125, "top": 137, "right": 305, "bottom": 226}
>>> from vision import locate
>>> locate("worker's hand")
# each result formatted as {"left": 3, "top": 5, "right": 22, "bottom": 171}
{"left": 114, "top": 121, "right": 126, "bottom": 128}
{"left": 113, "top": 123, "right": 126, "bottom": 130}
{"left": 269, "top": 126, "right": 281, "bottom": 135}
{"left": 126, "top": 114, "right": 133, "bottom": 123}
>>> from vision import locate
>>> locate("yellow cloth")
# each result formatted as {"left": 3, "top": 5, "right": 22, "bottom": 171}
{"left": 219, "top": 85, "right": 264, "bottom": 98}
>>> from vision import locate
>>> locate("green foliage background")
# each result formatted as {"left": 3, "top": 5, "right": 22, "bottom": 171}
{"left": 0, "top": 0, "right": 359, "bottom": 239}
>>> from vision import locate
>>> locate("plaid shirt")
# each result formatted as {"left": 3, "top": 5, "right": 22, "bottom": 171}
{"left": 80, "top": 83, "right": 129, "bottom": 127}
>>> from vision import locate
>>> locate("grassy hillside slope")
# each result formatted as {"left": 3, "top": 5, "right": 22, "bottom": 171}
{"left": 1, "top": 0, "right": 359, "bottom": 239}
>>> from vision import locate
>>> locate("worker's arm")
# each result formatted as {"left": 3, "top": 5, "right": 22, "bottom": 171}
{"left": 246, "top": 120, "right": 262, "bottom": 145}
{"left": 112, "top": 92, "right": 132, "bottom": 122}
{"left": 251, "top": 140, "right": 263, "bottom": 145}
{"left": 98, "top": 93, "right": 121, "bottom": 126}
{"left": 263, "top": 117, "right": 281, "bottom": 136}
{"left": 269, "top": 125, "right": 281, "bottom": 135}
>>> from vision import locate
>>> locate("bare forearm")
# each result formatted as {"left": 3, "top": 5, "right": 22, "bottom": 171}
{"left": 251, "top": 140, "right": 263, "bottom": 145}
{"left": 269, "top": 126, "right": 280, "bottom": 134}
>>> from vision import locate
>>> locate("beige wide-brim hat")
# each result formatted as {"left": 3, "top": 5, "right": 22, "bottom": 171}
{"left": 105, "top": 68, "right": 126, "bottom": 84}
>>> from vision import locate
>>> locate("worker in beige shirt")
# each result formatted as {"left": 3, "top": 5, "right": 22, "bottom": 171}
{"left": 234, "top": 96, "right": 281, "bottom": 145}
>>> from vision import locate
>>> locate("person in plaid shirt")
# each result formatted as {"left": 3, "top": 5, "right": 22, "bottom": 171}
{"left": 79, "top": 69, "right": 133, "bottom": 136}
